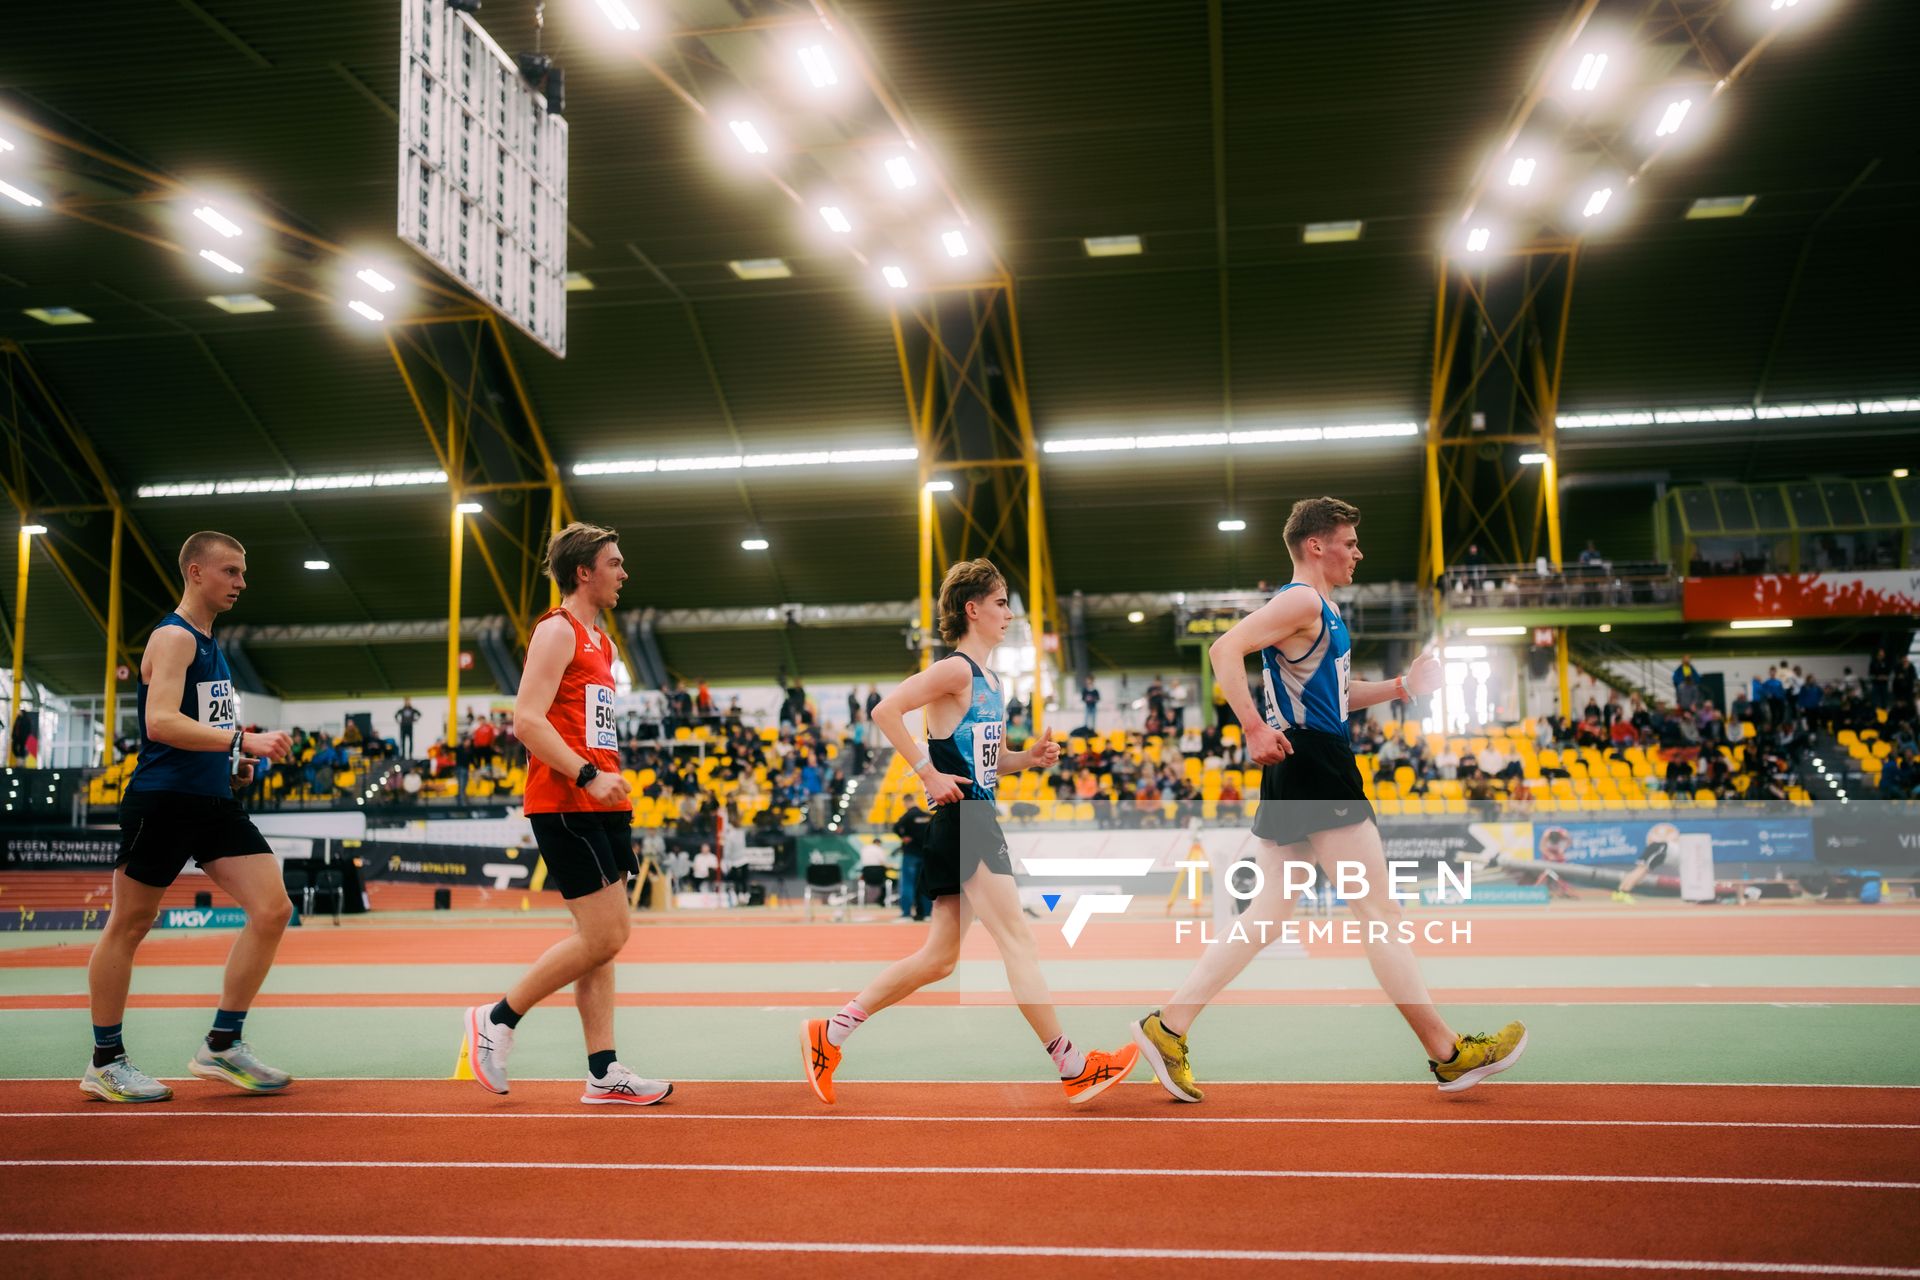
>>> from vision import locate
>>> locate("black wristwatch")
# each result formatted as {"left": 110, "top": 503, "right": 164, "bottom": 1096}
{"left": 576, "top": 762, "right": 599, "bottom": 789}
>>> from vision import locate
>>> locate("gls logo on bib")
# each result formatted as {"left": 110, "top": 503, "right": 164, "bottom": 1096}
{"left": 197, "top": 680, "right": 237, "bottom": 730}
{"left": 585, "top": 684, "right": 617, "bottom": 751}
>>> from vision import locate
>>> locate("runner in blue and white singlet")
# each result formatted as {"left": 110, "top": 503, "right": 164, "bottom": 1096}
{"left": 1259, "top": 582, "right": 1352, "bottom": 736}
{"left": 927, "top": 653, "right": 1005, "bottom": 802}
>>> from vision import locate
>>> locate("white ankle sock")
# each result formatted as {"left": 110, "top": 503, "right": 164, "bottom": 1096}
{"left": 825, "top": 1001, "right": 868, "bottom": 1048}
{"left": 1045, "top": 1034, "right": 1087, "bottom": 1078}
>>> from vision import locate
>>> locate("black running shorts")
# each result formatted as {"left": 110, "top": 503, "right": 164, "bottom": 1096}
{"left": 529, "top": 810, "right": 638, "bottom": 900}
{"left": 922, "top": 799, "right": 1014, "bottom": 898}
{"left": 1251, "top": 727, "right": 1376, "bottom": 847}
{"left": 117, "top": 788, "right": 274, "bottom": 888}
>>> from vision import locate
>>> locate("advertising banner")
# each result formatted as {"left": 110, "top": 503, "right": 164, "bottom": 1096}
{"left": 1684, "top": 570, "right": 1920, "bottom": 620}
{"left": 0, "top": 828, "right": 120, "bottom": 871}
{"left": 1813, "top": 805, "right": 1920, "bottom": 866}
{"left": 1533, "top": 818, "right": 1812, "bottom": 865}
{"left": 352, "top": 839, "right": 537, "bottom": 889}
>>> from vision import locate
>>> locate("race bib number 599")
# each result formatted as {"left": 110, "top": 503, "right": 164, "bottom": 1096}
{"left": 197, "top": 680, "right": 236, "bottom": 731}
{"left": 585, "top": 684, "right": 617, "bottom": 751}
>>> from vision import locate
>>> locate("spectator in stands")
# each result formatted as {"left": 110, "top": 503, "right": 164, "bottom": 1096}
{"left": 1131, "top": 774, "right": 1162, "bottom": 828}
{"left": 469, "top": 714, "right": 498, "bottom": 775}
{"left": 1211, "top": 677, "right": 1235, "bottom": 729}
{"left": 1169, "top": 678, "right": 1189, "bottom": 733}
{"left": 1464, "top": 766, "right": 1498, "bottom": 819}
{"left": 1893, "top": 659, "right": 1918, "bottom": 727}
{"left": 1217, "top": 772, "right": 1242, "bottom": 820}
{"left": 864, "top": 685, "right": 882, "bottom": 721}
{"left": 669, "top": 679, "right": 694, "bottom": 729}
{"left": 1869, "top": 649, "right": 1893, "bottom": 708}
{"left": 1080, "top": 676, "right": 1100, "bottom": 733}
{"left": 1582, "top": 695, "right": 1602, "bottom": 723}
{"left": 1578, "top": 539, "right": 1604, "bottom": 567}
{"left": 1672, "top": 655, "right": 1700, "bottom": 698}
{"left": 1841, "top": 666, "right": 1862, "bottom": 699}
{"left": 1608, "top": 711, "right": 1637, "bottom": 752}
{"left": 1376, "top": 732, "right": 1408, "bottom": 774}
{"left": 846, "top": 688, "right": 861, "bottom": 726}
{"left": 1664, "top": 753, "right": 1695, "bottom": 796}
{"left": 1603, "top": 691, "right": 1623, "bottom": 726}
{"left": 1575, "top": 709, "right": 1605, "bottom": 748}
{"left": 1435, "top": 741, "right": 1461, "bottom": 779}
{"left": 396, "top": 698, "right": 421, "bottom": 760}
{"left": 695, "top": 679, "right": 714, "bottom": 723}
{"left": 1760, "top": 670, "right": 1787, "bottom": 725}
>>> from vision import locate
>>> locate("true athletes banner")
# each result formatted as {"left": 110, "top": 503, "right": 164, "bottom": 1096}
{"left": 1684, "top": 570, "right": 1920, "bottom": 620}
{"left": 351, "top": 839, "right": 537, "bottom": 889}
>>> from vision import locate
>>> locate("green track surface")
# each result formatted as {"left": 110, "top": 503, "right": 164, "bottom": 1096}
{"left": 5, "top": 1002, "right": 1918, "bottom": 1086}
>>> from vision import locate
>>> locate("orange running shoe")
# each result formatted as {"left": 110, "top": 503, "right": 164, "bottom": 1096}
{"left": 1062, "top": 1042, "right": 1139, "bottom": 1106}
{"left": 800, "top": 1018, "right": 842, "bottom": 1105}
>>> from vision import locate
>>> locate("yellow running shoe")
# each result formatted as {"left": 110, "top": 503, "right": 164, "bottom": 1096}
{"left": 1062, "top": 1043, "right": 1139, "bottom": 1106}
{"left": 1429, "top": 1020, "right": 1529, "bottom": 1093}
{"left": 800, "top": 1018, "right": 841, "bottom": 1105}
{"left": 1131, "top": 1011, "right": 1203, "bottom": 1103}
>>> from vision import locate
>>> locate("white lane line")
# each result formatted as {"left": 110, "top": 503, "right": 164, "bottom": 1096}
{"left": 2, "top": 1110, "right": 1915, "bottom": 1130}
{"left": 0, "top": 1232, "right": 1915, "bottom": 1275}
{"left": 4, "top": 1158, "right": 1916, "bottom": 1190}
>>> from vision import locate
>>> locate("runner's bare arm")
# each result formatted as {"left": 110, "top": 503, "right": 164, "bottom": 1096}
{"left": 142, "top": 627, "right": 278, "bottom": 755}
{"left": 870, "top": 658, "right": 970, "bottom": 792}
{"left": 1207, "top": 590, "right": 1318, "bottom": 732}
{"left": 513, "top": 616, "right": 590, "bottom": 778}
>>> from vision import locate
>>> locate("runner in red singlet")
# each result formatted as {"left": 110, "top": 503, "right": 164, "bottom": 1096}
{"left": 461, "top": 522, "right": 672, "bottom": 1106}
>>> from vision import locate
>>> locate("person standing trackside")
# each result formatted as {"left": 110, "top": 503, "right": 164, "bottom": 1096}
{"left": 891, "top": 797, "right": 933, "bottom": 922}
{"left": 396, "top": 697, "right": 421, "bottom": 761}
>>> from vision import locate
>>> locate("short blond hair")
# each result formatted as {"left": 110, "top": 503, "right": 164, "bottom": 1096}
{"left": 543, "top": 522, "right": 619, "bottom": 595}
{"left": 1283, "top": 496, "right": 1361, "bottom": 554}
{"left": 178, "top": 531, "right": 245, "bottom": 579}
{"left": 937, "top": 558, "right": 1005, "bottom": 644}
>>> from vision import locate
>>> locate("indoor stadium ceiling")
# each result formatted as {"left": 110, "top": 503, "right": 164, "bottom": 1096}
{"left": 0, "top": 0, "right": 1915, "bottom": 694}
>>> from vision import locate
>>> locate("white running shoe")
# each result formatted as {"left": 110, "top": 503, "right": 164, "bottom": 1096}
{"left": 581, "top": 1061, "right": 673, "bottom": 1106}
{"left": 80, "top": 1055, "right": 173, "bottom": 1104}
{"left": 464, "top": 1004, "right": 515, "bottom": 1094}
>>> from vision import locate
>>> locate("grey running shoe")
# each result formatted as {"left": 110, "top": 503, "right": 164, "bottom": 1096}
{"left": 81, "top": 1055, "right": 173, "bottom": 1104}
{"left": 189, "top": 1040, "right": 292, "bottom": 1092}
{"left": 582, "top": 1061, "right": 673, "bottom": 1106}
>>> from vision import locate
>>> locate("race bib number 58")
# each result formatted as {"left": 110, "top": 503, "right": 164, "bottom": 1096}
{"left": 197, "top": 680, "right": 237, "bottom": 731}
{"left": 975, "top": 720, "right": 1003, "bottom": 791}
{"left": 585, "top": 684, "right": 617, "bottom": 751}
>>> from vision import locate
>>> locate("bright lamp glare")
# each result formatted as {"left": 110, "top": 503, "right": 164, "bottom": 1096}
{"left": 941, "top": 230, "right": 969, "bottom": 258}
{"left": 1655, "top": 99, "right": 1693, "bottom": 137}
{"left": 1217, "top": 519, "right": 1246, "bottom": 532}
{"left": 592, "top": 0, "right": 641, "bottom": 30}
{"left": 1582, "top": 187, "right": 1614, "bottom": 218}
{"left": 0, "top": 137, "right": 12, "bottom": 152}
{"left": 1466, "top": 626, "right": 1528, "bottom": 637}
{"left": 1571, "top": 51, "right": 1608, "bottom": 92}
{"left": 1127, "top": 611, "right": 1145, "bottom": 624}
{"left": 356, "top": 268, "right": 396, "bottom": 293}
{"left": 192, "top": 205, "right": 243, "bottom": 238}
{"left": 346, "top": 299, "right": 384, "bottom": 322}
{"left": 885, "top": 157, "right": 916, "bottom": 189}
{"left": 455, "top": 502, "right": 483, "bottom": 514}
{"left": 1466, "top": 227, "right": 1491, "bottom": 253}
{"left": 304, "top": 560, "right": 331, "bottom": 571}
{"left": 1729, "top": 618, "right": 1792, "bottom": 630}
{"left": 20, "top": 525, "right": 47, "bottom": 536}
{"left": 0, "top": 180, "right": 42, "bottom": 208}
{"left": 740, "top": 538, "right": 770, "bottom": 551}
{"left": 881, "top": 265, "right": 909, "bottom": 290}
{"left": 924, "top": 480, "right": 954, "bottom": 492}
{"left": 198, "top": 249, "right": 244, "bottom": 274}
{"left": 1507, "top": 157, "right": 1536, "bottom": 187}
{"left": 798, "top": 44, "right": 837, "bottom": 87}
{"left": 729, "top": 120, "right": 770, "bottom": 154}
{"left": 1518, "top": 452, "right": 1548, "bottom": 465}
{"left": 819, "top": 205, "right": 851, "bottom": 234}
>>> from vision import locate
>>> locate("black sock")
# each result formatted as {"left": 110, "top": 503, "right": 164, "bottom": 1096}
{"left": 1442, "top": 1045, "right": 1459, "bottom": 1064}
{"left": 587, "top": 1049, "right": 618, "bottom": 1079}
{"left": 207, "top": 1029, "right": 240, "bottom": 1052}
{"left": 490, "top": 998, "right": 523, "bottom": 1029}
{"left": 92, "top": 1044, "right": 123, "bottom": 1069}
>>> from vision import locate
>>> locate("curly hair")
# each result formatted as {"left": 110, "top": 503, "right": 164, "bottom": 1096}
{"left": 937, "top": 558, "right": 1005, "bottom": 644}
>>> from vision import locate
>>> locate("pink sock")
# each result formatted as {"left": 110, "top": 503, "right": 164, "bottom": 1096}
{"left": 825, "top": 1001, "right": 868, "bottom": 1048}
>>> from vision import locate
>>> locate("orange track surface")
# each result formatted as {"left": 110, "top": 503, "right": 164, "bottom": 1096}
{"left": 3, "top": 1080, "right": 1917, "bottom": 1278}
{"left": 4, "top": 912, "right": 1917, "bottom": 968}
